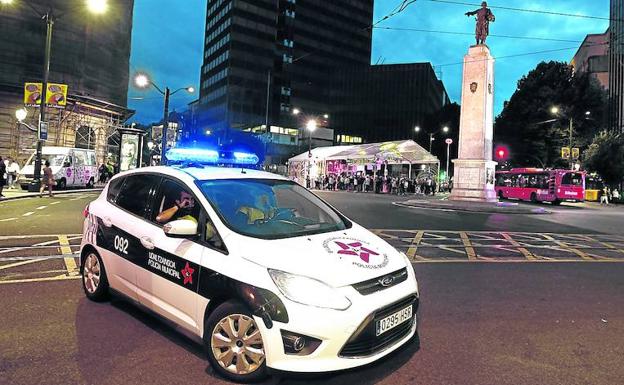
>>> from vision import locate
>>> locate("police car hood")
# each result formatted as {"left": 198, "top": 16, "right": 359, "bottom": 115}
{"left": 235, "top": 224, "right": 407, "bottom": 288}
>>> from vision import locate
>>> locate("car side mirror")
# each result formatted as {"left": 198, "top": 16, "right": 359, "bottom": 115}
{"left": 163, "top": 219, "right": 198, "bottom": 237}
{"left": 63, "top": 162, "right": 70, "bottom": 168}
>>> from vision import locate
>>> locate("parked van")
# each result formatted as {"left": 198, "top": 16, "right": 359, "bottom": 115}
{"left": 19, "top": 146, "right": 98, "bottom": 190}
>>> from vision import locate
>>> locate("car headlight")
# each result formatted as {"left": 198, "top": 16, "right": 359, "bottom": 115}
{"left": 268, "top": 269, "right": 351, "bottom": 310}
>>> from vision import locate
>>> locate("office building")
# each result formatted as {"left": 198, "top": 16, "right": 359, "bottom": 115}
{"left": 330, "top": 63, "right": 450, "bottom": 143}
{"left": 197, "top": 0, "right": 374, "bottom": 133}
{"left": 609, "top": 0, "right": 624, "bottom": 132}
{"left": 571, "top": 31, "right": 609, "bottom": 90}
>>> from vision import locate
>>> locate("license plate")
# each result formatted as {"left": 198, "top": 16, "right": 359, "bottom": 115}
{"left": 375, "top": 305, "right": 413, "bottom": 336}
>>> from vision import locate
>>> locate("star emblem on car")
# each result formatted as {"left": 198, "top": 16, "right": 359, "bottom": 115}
{"left": 181, "top": 262, "right": 195, "bottom": 285}
{"left": 335, "top": 241, "right": 379, "bottom": 263}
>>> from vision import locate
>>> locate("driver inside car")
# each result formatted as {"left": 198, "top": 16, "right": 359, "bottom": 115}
{"left": 156, "top": 190, "right": 198, "bottom": 224}
{"left": 236, "top": 193, "right": 277, "bottom": 224}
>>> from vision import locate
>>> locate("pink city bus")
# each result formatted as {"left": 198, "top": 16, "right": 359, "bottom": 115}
{"left": 495, "top": 168, "right": 585, "bottom": 205}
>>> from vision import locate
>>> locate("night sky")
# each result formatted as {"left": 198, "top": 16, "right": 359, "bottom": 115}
{"left": 128, "top": 0, "right": 609, "bottom": 124}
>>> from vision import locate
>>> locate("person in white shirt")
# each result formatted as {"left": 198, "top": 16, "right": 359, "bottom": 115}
{"left": 8, "top": 159, "right": 20, "bottom": 189}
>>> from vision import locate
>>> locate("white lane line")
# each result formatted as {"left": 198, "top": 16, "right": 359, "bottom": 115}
{"left": 0, "top": 218, "right": 18, "bottom": 222}
{"left": 0, "top": 234, "right": 82, "bottom": 240}
{"left": 0, "top": 259, "right": 46, "bottom": 270}
{"left": 23, "top": 212, "right": 35, "bottom": 217}
{"left": 36, "top": 206, "right": 47, "bottom": 210}
{"left": 50, "top": 201, "right": 61, "bottom": 205}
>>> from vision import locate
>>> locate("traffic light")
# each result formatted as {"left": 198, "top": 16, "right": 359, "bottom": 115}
{"left": 571, "top": 147, "right": 580, "bottom": 160}
{"left": 561, "top": 147, "right": 570, "bottom": 159}
{"left": 494, "top": 145, "right": 509, "bottom": 161}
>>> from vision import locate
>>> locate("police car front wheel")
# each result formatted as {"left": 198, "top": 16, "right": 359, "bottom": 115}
{"left": 204, "top": 301, "right": 267, "bottom": 382}
{"left": 81, "top": 251, "right": 109, "bottom": 302}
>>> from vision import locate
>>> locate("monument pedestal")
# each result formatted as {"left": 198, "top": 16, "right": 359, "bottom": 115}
{"left": 449, "top": 44, "right": 497, "bottom": 203}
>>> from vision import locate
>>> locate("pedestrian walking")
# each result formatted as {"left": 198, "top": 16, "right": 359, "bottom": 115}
{"left": 40, "top": 160, "right": 54, "bottom": 197}
{"left": 600, "top": 186, "right": 609, "bottom": 205}
{"left": 8, "top": 158, "right": 20, "bottom": 189}
{"left": 0, "top": 156, "right": 6, "bottom": 198}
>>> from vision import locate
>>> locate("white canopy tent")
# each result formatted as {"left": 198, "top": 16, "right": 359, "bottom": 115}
{"left": 288, "top": 140, "right": 440, "bottom": 186}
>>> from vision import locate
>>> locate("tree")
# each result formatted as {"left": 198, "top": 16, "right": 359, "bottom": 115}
{"left": 495, "top": 61, "right": 607, "bottom": 168}
{"left": 583, "top": 131, "right": 624, "bottom": 187}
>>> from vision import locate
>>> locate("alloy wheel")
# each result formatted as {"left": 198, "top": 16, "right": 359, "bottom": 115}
{"left": 211, "top": 314, "right": 265, "bottom": 375}
{"left": 83, "top": 253, "right": 101, "bottom": 294}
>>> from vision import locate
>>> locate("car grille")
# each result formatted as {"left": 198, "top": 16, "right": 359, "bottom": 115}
{"left": 339, "top": 294, "right": 418, "bottom": 358}
{"left": 352, "top": 268, "right": 408, "bottom": 295}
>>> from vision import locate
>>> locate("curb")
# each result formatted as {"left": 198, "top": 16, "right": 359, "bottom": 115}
{"left": 396, "top": 200, "right": 551, "bottom": 215}
{"left": 0, "top": 188, "right": 103, "bottom": 202}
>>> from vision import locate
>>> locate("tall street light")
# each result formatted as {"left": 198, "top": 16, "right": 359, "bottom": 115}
{"left": 306, "top": 119, "right": 317, "bottom": 156}
{"left": 133, "top": 73, "right": 195, "bottom": 165}
{"left": 549, "top": 106, "right": 591, "bottom": 170}
{"left": 8, "top": 0, "right": 108, "bottom": 191}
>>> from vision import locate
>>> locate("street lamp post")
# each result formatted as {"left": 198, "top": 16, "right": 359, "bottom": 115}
{"left": 134, "top": 73, "right": 194, "bottom": 165}
{"left": 549, "top": 107, "right": 591, "bottom": 170}
{"left": 7, "top": 0, "right": 108, "bottom": 191}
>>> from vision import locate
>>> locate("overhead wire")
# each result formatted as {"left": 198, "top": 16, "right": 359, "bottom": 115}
{"left": 425, "top": 0, "right": 616, "bottom": 22}
{"left": 373, "top": 26, "right": 586, "bottom": 43}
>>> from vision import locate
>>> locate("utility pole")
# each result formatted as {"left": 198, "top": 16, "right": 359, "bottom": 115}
{"left": 569, "top": 117, "right": 573, "bottom": 170}
{"left": 161, "top": 87, "right": 170, "bottom": 165}
{"left": 31, "top": 10, "right": 54, "bottom": 192}
{"left": 264, "top": 69, "right": 271, "bottom": 167}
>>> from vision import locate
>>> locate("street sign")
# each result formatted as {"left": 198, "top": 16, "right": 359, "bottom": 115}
{"left": 561, "top": 147, "right": 570, "bottom": 159}
{"left": 445, "top": 138, "right": 453, "bottom": 144}
{"left": 39, "top": 121, "right": 48, "bottom": 141}
{"left": 571, "top": 147, "right": 580, "bottom": 160}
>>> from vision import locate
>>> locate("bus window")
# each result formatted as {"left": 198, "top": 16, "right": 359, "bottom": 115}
{"left": 495, "top": 175, "right": 506, "bottom": 186}
{"left": 561, "top": 173, "right": 583, "bottom": 186}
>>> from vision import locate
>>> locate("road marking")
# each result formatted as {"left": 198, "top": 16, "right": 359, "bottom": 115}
{"left": 406, "top": 231, "right": 425, "bottom": 261}
{"left": 0, "top": 259, "right": 45, "bottom": 270}
{"left": 50, "top": 201, "right": 60, "bottom": 205}
{"left": 551, "top": 240, "right": 594, "bottom": 261}
{"left": 0, "top": 217, "right": 17, "bottom": 222}
{"left": 0, "top": 274, "right": 81, "bottom": 285}
{"left": 501, "top": 233, "right": 537, "bottom": 261}
{"left": 0, "top": 234, "right": 82, "bottom": 240}
{"left": 22, "top": 212, "right": 34, "bottom": 217}
{"left": 58, "top": 235, "right": 79, "bottom": 276}
{"left": 35, "top": 206, "right": 47, "bottom": 210}
{"left": 459, "top": 232, "right": 477, "bottom": 260}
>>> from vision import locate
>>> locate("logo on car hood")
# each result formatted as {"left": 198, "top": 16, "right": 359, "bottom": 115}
{"left": 323, "top": 237, "right": 389, "bottom": 269}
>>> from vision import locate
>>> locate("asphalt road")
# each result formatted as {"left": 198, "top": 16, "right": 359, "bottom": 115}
{"left": 1, "top": 190, "right": 624, "bottom": 385}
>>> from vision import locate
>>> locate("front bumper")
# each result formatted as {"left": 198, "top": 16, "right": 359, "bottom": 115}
{"left": 256, "top": 274, "right": 419, "bottom": 373}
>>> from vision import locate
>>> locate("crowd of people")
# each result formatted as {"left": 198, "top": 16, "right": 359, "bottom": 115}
{"left": 306, "top": 173, "right": 448, "bottom": 195}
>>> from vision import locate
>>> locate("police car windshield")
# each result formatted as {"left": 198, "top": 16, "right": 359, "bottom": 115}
{"left": 196, "top": 179, "right": 349, "bottom": 239}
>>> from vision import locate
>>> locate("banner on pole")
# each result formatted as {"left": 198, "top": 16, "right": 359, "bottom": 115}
{"left": 24, "top": 82, "right": 68, "bottom": 108}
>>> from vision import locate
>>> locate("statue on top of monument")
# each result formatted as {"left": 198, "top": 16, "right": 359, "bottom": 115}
{"left": 465, "top": 1, "right": 495, "bottom": 46}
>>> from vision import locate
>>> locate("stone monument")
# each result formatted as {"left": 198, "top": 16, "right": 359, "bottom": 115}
{"left": 450, "top": 4, "right": 497, "bottom": 202}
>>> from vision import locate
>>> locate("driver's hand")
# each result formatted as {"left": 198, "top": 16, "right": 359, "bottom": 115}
{"left": 176, "top": 198, "right": 190, "bottom": 208}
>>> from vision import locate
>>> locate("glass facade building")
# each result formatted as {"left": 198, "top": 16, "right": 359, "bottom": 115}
{"left": 198, "top": 0, "right": 373, "bottom": 133}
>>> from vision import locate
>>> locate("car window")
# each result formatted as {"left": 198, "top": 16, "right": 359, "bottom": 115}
{"left": 115, "top": 174, "right": 160, "bottom": 217}
{"left": 151, "top": 178, "right": 200, "bottom": 225}
{"left": 74, "top": 151, "right": 86, "bottom": 166}
{"left": 106, "top": 177, "right": 125, "bottom": 203}
{"left": 196, "top": 178, "right": 350, "bottom": 240}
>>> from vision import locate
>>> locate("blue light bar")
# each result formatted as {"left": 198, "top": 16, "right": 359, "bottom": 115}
{"left": 233, "top": 152, "right": 260, "bottom": 165}
{"left": 166, "top": 148, "right": 219, "bottom": 163}
{"left": 166, "top": 147, "right": 260, "bottom": 166}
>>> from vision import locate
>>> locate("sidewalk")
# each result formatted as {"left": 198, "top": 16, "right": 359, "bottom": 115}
{"left": 0, "top": 185, "right": 103, "bottom": 201}
{"left": 398, "top": 195, "right": 551, "bottom": 214}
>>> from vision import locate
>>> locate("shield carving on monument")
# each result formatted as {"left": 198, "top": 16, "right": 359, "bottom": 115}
{"left": 470, "top": 82, "right": 478, "bottom": 93}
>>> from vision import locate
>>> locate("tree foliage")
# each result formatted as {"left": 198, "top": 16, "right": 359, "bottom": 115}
{"left": 583, "top": 131, "right": 624, "bottom": 186}
{"left": 495, "top": 61, "right": 607, "bottom": 168}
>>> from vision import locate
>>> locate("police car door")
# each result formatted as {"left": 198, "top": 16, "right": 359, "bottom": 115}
{"left": 135, "top": 178, "right": 206, "bottom": 335}
{"left": 99, "top": 173, "right": 161, "bottom": 300}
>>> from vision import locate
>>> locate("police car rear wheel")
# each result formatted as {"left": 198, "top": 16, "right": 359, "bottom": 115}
{"left": 205, "top": 301, "right": 267, "bottom": 382}
{"left": 82, "top": 252, "right": 109, "bottom": 301}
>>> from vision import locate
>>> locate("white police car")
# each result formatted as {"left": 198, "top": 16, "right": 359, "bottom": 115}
{"left": 80, "top": 165, "right": 419, "bottom": 382}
